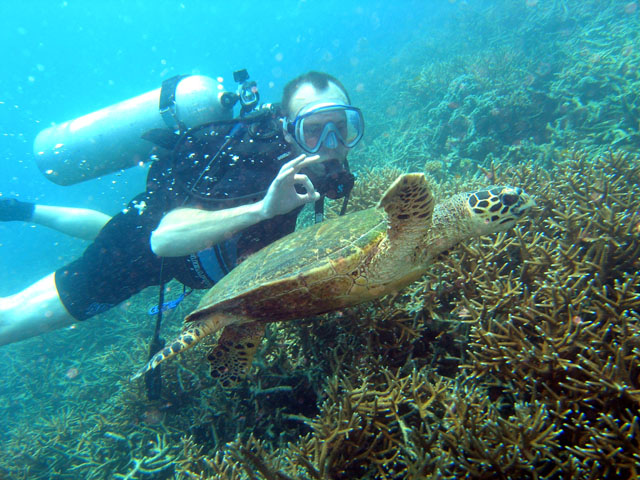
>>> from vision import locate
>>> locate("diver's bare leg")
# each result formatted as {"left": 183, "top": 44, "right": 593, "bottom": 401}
{"left": 0, "top": 272, "right": 76, "bottom": 346}
{"left": 0, "top": 198, "right": 110, "bottom": 240}
{"left": 31, "top": 205, "right": 111, "bottom": 240}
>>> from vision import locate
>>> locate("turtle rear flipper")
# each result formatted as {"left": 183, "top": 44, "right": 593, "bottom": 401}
{"left": 131, "top": 313, "right": 239, "bottom": 381}
{"left": 207, "top": 322, "right": 266, "bottom": 388}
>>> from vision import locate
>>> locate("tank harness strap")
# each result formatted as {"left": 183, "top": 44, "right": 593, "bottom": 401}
{"left": 159, "top": 74, "right": 189, "bottom": 132}
{"left": 339, "top": 189, "right": 351, "bottom": 216}
{"left": 314, "top": 197, "right": 325, "bottom": 223}
{"left": 313, "top": 193, "right": 350, "bottom": 224}
{"left": 145, "top": 258, "right": 167, "bottom": 400}
{"left": 213, "top": 244, "right": 230, "bottom": 276}
{"left": 145, "top": 271, "right": 193, "bottom": 400}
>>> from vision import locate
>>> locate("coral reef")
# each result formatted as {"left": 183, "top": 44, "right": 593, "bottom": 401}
{"left": 4, "top": 148, "right": 636, "bottom": 480}
{"left": 351, "top": 0, "right": 639, "bottom": 173}
{"left": 1, "top": 1, "right": 639, "bottom": 479}
{"left": 460, "top": 150, "right": 640, "bottom": 477}
{"left": 195, "top": 148, "right": 640, "bottom": 480}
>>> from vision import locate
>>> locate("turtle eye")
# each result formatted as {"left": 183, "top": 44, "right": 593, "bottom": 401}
{"left": 501, "top": 193, "right": 519, "bottom": 206}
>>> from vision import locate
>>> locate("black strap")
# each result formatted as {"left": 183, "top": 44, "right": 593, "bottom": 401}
{"left": 145, "top": 259, "right": 167, "bottom": 400}
{"left": 213, "top": 244, "right": 230, "bottom": 276}
{"left": 339, "top": 191, "right": 350, "bottom": 216}
{"left": 340, "top": 158, "right": 353, "bottom": 216}
{"left": 159, "top": 74, "right": 189, "bottom": 132}
{"left": 314, "top": 197, "right": 325, "bottom": 223}
{"left": 313, "top": 193, "right": 350, "bottom": 224}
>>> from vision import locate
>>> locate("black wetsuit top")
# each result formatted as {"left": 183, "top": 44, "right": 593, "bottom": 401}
{"left": 55, "top": 117, "right": 299, "bottom": 321}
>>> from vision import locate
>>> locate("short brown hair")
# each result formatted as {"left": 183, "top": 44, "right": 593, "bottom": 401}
{"left": 281, "top": 71, "right": 351, "bottom": 117}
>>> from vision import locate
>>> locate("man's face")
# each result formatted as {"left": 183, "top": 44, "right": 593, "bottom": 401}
{"left": 284, "top": 82, "right": 350, "bottom": 178}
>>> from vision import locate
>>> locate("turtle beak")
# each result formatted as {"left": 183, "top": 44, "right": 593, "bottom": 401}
{"left": 500, "top": 187, "right": 535, "bottom": 217}
{"left": 512, "top": 191, "right": 536, "bottom": 217}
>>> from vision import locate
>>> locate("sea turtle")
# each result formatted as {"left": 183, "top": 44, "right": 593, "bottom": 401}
{"left": 132, "top": 173, "right": 534, "bottom": 385}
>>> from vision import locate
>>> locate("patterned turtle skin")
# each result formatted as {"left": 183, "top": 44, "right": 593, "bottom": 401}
{"left": 132, "top": 173, "right": 534, "bottom": 385}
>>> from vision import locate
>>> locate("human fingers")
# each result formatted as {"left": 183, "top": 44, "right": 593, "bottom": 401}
{"left": 276, "top": 154, "right": 308, "bottom": 181}
{"left": 281, "top": 154, "right": 321, "bottom": 173}
{"left": 281, "top": 153, "right": 309, "bottom": 172}
{"left": 295, "top": 154, "right": 322, "bottom": 171}
{"left": 278, "top": 154, "right": 320, "bottom": 181}
{"left": 293, "top": 173, "right": 320, "bottom": 201}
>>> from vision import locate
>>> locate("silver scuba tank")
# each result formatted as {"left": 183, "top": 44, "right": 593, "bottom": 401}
{"left": 33, "top": 75, "right": 235, "bottom": 185}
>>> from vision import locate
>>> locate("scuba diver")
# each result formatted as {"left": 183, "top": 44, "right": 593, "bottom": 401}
{"left": 0, "top": 71, "right": 363, "bottom": 352}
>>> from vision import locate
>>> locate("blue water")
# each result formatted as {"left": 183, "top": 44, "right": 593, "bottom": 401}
{"left": 3, "top": 1, "right": 640, "bottom": 478}
{"left": 0, "top": 0, "right": 451, "bottom": 292}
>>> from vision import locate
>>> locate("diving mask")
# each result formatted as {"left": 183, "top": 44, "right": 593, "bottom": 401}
{"left": 285, "top": 102, "right": 364, "bottom": 154}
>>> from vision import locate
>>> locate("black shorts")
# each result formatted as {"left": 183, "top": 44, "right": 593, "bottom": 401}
{"left": 55, "top": 193, "right": 299, "bottom": 321}
{"left": 54, "top": 194, "right": 213, "bottom": 321}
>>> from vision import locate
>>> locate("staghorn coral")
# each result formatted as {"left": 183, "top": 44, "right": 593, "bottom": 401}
{"left": 431, "top": 149, "right": 640, "bottom": 478}
{"left": 3, "top": 2, "right": 640, "bottom": 474}
{"left": 2, "top": 148, "right": 639, "bottom": 479}
{"left": 197, "top": 366, "right": 562, "bottom": 480}
{"left": 350, "top": 0, "right": 638, "bottom": 168}
{"left": 325, "top": 164, "right": 405, "bottom": 218}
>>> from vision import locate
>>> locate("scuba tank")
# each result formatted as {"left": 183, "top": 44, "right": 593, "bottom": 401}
{"left": 33, "top": 74, "right": 237, "bottom": 185}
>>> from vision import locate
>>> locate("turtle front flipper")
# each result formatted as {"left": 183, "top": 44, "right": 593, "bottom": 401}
{"left": 370, "top": 173, "right": 436, "bottom": 280}
{"left": 207, "top": 321, "right": 266, "bottom": 388}
{"left": 131, "top": 313, "right": 237, "bottom": 381}
{"left": 379, "top": 173, "right": 434, "bottom": 241}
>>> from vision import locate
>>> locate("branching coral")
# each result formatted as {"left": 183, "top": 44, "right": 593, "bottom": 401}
{"left": 203, "top": 367, "right": 562, "bottom": 480}
{"left": 325, "top": 164, "right": 405, "bottom": 218}
{"left": 449, "top": 150, "right": 640, "bottom": 477}
{"left": 3, "top": 148, "right": 638, "bottom": 479}
{"left": 3, "top": 2, "right": 640, "bottom": 477}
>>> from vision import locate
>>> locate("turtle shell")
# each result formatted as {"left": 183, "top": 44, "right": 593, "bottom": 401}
{"left": 186, "top": 207, "right": 387, "bottom": 324}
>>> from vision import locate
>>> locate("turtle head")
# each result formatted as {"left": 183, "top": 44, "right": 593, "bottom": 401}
{"left": 466, "top": 186, "right": 535, "bottom": 235}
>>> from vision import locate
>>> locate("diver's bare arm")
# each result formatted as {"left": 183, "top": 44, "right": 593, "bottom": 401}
{"left": 150, "top": 154, "right": 322, "bottom": 257}
{"left": 150, "top": 203, "right": 266, "bottom": 257}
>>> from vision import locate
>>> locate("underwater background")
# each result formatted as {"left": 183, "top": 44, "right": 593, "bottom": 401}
{"left": 0, "top": 0, "right": 434, "bottom": 291}
{"left": 1, "top": 0, "right": 640, "bottom": 478}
